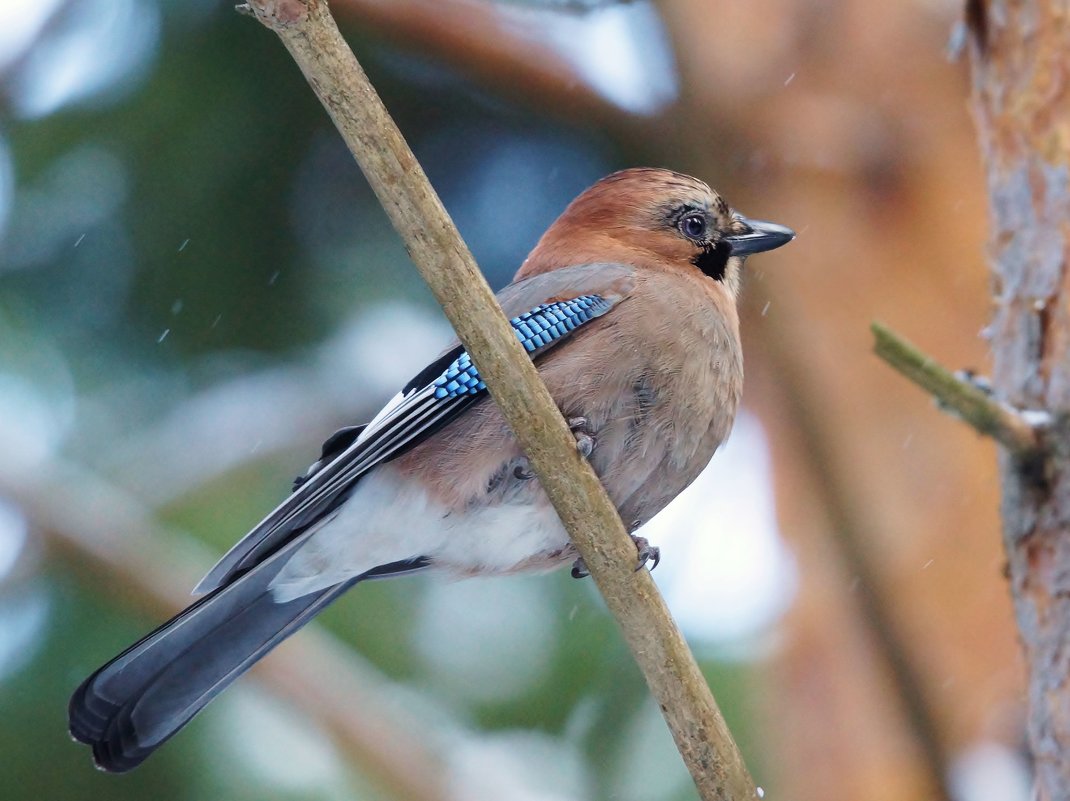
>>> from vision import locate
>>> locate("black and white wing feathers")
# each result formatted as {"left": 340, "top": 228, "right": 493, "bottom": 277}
{"left": 194, "top": 263, "right": 635, "bottom": 595}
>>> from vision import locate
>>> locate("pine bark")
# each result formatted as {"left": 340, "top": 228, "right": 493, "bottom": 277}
{"left": 967, "top": 2, "right": 1070, "bottom": 796}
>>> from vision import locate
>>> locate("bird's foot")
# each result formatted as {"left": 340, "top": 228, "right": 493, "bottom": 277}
{"left": 513, "top": 419, "right": 592, "bottom": 483}
{"left": 568, "top": 417, "right": 595, "bottom": 458}
{"left": 569, "top": 534, "right": 661, "bottom": 579}
{"left": 632, "top": 535, "right": 661, "bottom": 572}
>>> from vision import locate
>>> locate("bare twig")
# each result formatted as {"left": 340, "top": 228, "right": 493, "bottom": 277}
{"left": 241, "top": 1, "right": 756, "bottom": 798}
{"left": 871, "top": 322, "right": 1041, "bottom": 457}
{"left": 0, "top": 458, "right": 450, "bottom": 801}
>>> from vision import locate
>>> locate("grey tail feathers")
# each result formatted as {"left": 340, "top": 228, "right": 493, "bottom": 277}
{"left": 68, "top": 536, "right": 357, "bottom": 773}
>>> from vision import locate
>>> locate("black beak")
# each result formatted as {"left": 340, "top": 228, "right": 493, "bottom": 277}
{"left": 724, "top": 216, "right": 795, "bottom": 256}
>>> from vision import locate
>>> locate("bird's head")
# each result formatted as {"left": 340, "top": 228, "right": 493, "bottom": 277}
{"left": 518, "top": 168, "right": 794, "bottom": 299}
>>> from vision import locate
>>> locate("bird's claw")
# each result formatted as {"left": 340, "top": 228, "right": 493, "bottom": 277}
{"left": 568, "top": 417, "right": 595, "bottom": 458}
{"left": 517, "top": 418, "right": 591, "bottom": 479}
{"left": 574, "top": 434, "right": 594, "bottom": 459}
{"left": 632, "top": 536, "right": 660, "bottom": 572}
{"left": 569, "top": 534, "right": 661, "bottom": 580}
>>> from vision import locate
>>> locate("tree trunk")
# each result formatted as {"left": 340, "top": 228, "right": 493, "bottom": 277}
{"left": 967, "top": 2, "right": 1070, "bottom": 796}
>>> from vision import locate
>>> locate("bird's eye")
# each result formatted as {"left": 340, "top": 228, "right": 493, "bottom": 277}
{"left": 679, "top": 213, "right": 708, "bottom": 241}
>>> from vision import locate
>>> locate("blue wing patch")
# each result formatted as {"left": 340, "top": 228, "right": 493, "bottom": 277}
{"left": 433, "top": 294, "right": 612, "bottom": 399}
{"left": 194, "top": 290, "right": 619, "bottom": 594}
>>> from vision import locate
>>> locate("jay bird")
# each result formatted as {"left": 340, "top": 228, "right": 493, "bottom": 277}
{"left": 68, "top": 167, "right": 794, "bottom": 771}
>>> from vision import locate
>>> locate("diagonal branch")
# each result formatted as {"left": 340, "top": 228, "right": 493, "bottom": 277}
{"left": 871, "top": 321, "right": 1041, "bottom": 458}
{"left": 239, "top": 1, "right": 757, "bottom": 798}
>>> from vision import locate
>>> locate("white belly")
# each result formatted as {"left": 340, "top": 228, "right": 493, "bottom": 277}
{"left": 269, "top": 465, "right": 568, "bottom": 602}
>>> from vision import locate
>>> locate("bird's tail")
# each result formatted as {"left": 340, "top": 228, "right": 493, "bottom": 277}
{"left": 68, "top": 534, "right": 356, "bottom": 773}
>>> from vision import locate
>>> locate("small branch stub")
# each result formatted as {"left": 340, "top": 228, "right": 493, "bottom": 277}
{"left": 871, "top": 321, "right": 1042, "bottom": 458}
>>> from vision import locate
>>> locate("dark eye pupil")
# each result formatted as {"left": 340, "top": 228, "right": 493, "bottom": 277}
{"left": 682, "top": 215, "right": 706, "bottom": 238}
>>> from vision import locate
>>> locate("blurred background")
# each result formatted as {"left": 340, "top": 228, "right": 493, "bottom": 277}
{"left": 0, "top": 1, "right": 1026, "bottom": 799}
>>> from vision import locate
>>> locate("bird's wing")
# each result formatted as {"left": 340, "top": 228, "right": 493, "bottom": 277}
{"left": 193, "top": 262, "right": 636, "bottom": 594}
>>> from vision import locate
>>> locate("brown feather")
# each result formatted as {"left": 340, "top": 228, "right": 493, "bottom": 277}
{"left": 393, "top": 168, "right": 747, "bottom": 571}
